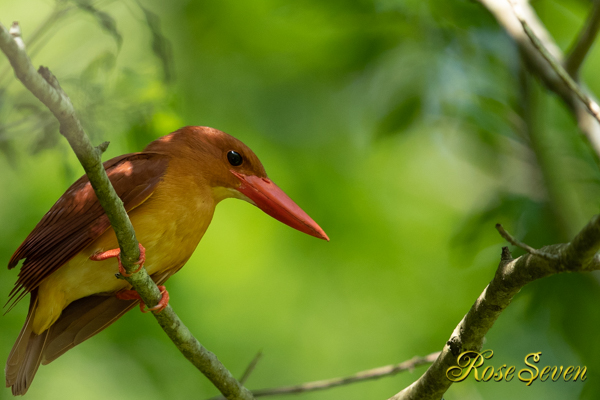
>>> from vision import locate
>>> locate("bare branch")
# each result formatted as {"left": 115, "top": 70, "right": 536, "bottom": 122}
{"left": 0, "top": 20, "right": 253, "bottom": 400}
{"left": 389, "top": 215, "right": 600, "bottom": 400}
{"left": 209, "top": 352, "right": 440, "bottom": 400}
{"left": 565, "top": 0, "right": 600, "bottom": 77}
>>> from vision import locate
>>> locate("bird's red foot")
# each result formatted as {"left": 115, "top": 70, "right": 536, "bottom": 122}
{"left": 115, "top": 285, "right": 170, "bottom": 314}
{"left": 90, "top": 243, "right": 146, "bottom": 277}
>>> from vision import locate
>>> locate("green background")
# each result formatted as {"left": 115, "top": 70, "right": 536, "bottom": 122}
{"left": 0, "top": 0, "right": 599, "bottom": 399}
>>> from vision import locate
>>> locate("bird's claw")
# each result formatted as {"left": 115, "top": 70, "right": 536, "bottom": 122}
{"left": 115, "top": 285, "right": 169, "bottom": 314}
{"left": 90, "top": 243, "right": 146, "bottom": 277}
{"left": 143, "top": 286, "right": 169, "bottom": 313}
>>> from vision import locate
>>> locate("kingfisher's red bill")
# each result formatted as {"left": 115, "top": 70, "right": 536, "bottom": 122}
{"left": 230, "top": 170, "right": 329, "bottom": 241}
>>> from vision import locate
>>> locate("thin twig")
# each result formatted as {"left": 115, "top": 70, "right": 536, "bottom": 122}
{"left": 209, "top": 352, "right": 440, "bottom": 400}
{"left": 495, "top": 223, "right": 560, "bottom": 261}
{"left": 239, "top": 351, "right": 263, "bottom": 385}
{"left": 0, "top": 20, "right": 253, "bottom": 400}
{"left": 509, "top": 0, "right": 600, "bottom": 126}
{"left": 565, "top": 0, "right": 600, "bottom": 77}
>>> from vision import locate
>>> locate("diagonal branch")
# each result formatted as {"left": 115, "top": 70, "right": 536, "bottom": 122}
{"left": 565, "top": 0, "right": 600, "bottom": 77}
{"left": 389, "top": 215, "right": 600, "bottom": 400}
{"left": 0, "top": 20, "right": 253, "bottom": 400}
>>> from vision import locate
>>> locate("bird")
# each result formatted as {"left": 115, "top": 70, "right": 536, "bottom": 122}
{"left": 5, "top": 126, "right": 328, "bottom": 395}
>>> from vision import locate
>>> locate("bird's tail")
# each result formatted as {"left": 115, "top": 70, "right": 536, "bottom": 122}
{"left": 5, "top": 290, "right": 48, "bottom": 396}
{"left": 5, "top": 270, "right": 172, "bottom": 395}
{"left": 5, "top": 291, "right": 144, "bottom": 395}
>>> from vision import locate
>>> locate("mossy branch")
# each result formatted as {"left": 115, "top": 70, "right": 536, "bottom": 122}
{"left": 0, "top": 20, "right": 253, "bottom": 400}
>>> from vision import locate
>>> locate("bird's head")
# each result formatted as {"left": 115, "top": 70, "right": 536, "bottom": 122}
{"left": 147, "top": 126, "right": 329, "bottom": 241}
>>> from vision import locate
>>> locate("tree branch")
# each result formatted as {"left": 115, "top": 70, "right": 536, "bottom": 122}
{"left": 209, "top": 352, "right": 440, "bottom": 400}
{"left": 0, "top": 20, "right": 253, "bottom": 400}
{"left": 476, "top": 0, "right": 600, "bottom": 162}
{"left": 388, "top": 215, "right": 600, "bottom": 400}
{"left": 565, "top": 0, "right": 600, "bottom": 77}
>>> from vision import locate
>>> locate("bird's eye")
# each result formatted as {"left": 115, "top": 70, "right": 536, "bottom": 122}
{"left": 227, "top": 150, "right": 243, "bottom": 166}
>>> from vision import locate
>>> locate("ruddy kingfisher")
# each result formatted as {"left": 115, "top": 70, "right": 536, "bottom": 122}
{"left": 5, "top": 126, "right": 328, "bottom": 395}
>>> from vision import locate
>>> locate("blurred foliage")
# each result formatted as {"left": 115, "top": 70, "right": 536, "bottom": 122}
{"left": 1, "top": 0, "right": 600, "bottom": 399}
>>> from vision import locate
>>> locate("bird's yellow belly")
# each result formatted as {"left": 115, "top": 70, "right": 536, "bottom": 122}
{"left": 32, "top": 189, "right": 214, "bottom": 334}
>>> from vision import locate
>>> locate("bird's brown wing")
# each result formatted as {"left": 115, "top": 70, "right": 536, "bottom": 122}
{"left": 6, "top": 152, "right": 170, "bottom": 310}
